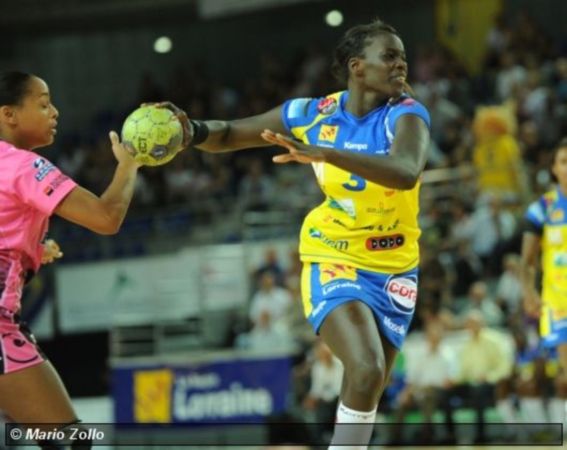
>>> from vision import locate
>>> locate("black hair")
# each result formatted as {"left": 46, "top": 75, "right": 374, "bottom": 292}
{"left": 552, "top": 137, "right": 567, "bottom": 163}
{"left": 0, "top": 71, "right": 34, "bottom": 106}
{"left": 331, "top": 18, "right": 400, "bottom": 84}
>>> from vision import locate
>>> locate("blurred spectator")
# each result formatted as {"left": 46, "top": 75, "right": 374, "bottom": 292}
{"left": 450, "top": 240, "right": 483, "bottom": 299}
{"left": 389, "top": 323, "right": 457, "bottom": 445}
{"left": 236, "top": 309, "right": 295, "bottom": 352}
{"left": 469, "top": 195, "right": 517, "bottom": 274}
{"left": 249, "top": 271, "right": 293, "bottom": 329}
{"left": 459, "top": 281, "right": 504, "bottom": 327}
{"left": 495, "top": 253, "right": 523, "bottom": 318}
{"left": 302, "top": 340, "right": 343, "bottom": 440}
{"left": 452, "top": 311, "right": 514, "bottom": 444}
{"left": 252, "top": 247, "right": 286, "bottom": 289}
{"left": 495, "top": 51, "right": 527, "bottom": 101}
{"left": 238, "top": 158, "right": 276, "bottom": 212}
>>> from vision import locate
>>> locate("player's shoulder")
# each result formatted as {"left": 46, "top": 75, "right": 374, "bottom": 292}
{"left": 525, "top": 189, "right": 558, "bottom": 222}
{"left": 541, "top": 189, "right": 559, "bottom": 206}
{"left": 0, "top": 142, "right": 34, "bottom": 172}
{"left": 385, "top": 94, "right": 431, "bottom": 129}
{"left": 0, "top": 143, "right": 53, "bottom": 180}
{"left": 284, "top": 91, "right": 345, "bottom": 121}
{"left": 388, "top": 95, "right": 428, "bottom": 113}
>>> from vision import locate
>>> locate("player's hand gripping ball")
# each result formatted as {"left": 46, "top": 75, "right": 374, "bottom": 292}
{"left": 121, "top": 105, "right": 184, "bottom": 167}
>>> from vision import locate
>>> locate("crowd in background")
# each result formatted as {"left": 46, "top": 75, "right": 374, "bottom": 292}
{"left": 43, "top": 8, "right": 567, "bottom": 446}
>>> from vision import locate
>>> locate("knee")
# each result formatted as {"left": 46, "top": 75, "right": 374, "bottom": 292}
{"left": 345, "top": 356, "right": 386, "bottom": 393}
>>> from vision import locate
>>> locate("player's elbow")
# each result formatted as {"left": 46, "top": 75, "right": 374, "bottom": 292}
{"left": 396, "top": 170, "right": 420, "bottom": 190}
{"left": 90, "top": 214, "right": 123, "bottom": 235}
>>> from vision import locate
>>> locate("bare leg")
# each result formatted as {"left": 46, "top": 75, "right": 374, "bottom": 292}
{"left": 0, "top": 361, "right": 77, "bottom": 428}
{"left": 320, "top": 301, "right": 398, "bottom": 411}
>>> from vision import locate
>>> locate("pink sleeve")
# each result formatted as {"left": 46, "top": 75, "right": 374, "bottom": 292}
{"left": 12, "top": 154, "right": 77, "bottom": 215}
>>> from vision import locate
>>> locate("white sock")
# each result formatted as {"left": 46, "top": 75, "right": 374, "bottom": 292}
{"left": 497, "top": 398, "right": 518, "bottom": 423}
{"left": 548, "top": 397, "right": 566, "bottom": 423}
{"left": 328, "top": 401, "right": 377, "bottom": 450}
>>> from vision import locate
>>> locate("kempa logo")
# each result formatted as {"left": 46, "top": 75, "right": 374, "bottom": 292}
{"left": 383, "top": 317, "right": 406, "bottom": 335}
{"left": 309, "top": 228, "right": 348, "bottom": 250}
{"left": 344, "top": 142, "right": 368, "bottom": 151}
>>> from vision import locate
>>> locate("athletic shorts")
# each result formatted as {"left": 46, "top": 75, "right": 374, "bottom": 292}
{"left": 301, "top": 262, "right": 418, "bottom": 349}
{"left": 540, "top": 303, "right": 567, "bottom": 348}
{"left": 0, "top": 308, "right": 45, "bottom": 374}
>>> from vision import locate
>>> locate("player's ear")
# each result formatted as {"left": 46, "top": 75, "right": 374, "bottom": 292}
{"left": 348, "top": 57, "right": 364, "bottom": 78}
{"left": 0, "top": 105, "right": 17, "bottom": 125}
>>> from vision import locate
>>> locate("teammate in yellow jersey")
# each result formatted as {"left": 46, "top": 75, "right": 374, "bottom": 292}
{"left": 167, "top": 18, "right": 430, "bottom": 449}
{"left": 522, "top": 138, "right": 567, "bottom": 430}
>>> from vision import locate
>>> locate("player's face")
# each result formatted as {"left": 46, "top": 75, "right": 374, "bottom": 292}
{"left": 12, "top": 76, "right": 59, "bottom": 150}
{"left": 552, "top": 147, "right": 567, "bottom": 186}
{"left": 357, "top": 33, "right": 408, "bottom": 98}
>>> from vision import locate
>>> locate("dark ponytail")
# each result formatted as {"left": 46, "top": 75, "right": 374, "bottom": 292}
{"left": 0, "top": 71, "right": 33, "bottom": 106}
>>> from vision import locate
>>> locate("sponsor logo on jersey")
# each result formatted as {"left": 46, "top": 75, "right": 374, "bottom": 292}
{"left": 33, "top": 158, "right": 46, "bottom": 169}
{"left": 553, "top": 253, "right": 567, "bottom": 267}
{"left": 43, "top": 174, "right": 69, "bottom": 196}
{"left": 366, "top": 204, "right": 396, "bottom": 216}
{"left": 318, "top": 124, "right": 339, "bottom": 143}
{"left": 309, "top": 228, "right": 349, "bottom": 251}
{"left": 34, "top": 162, "right": 56, "bottom": 181}
{"left": 327, "top": 198, "right": 356, "bottom": 218}
{"left": 366, "top": 234, "right": 405, "bottom": 251}
{"left": 385, "top": 274, "right": 417, "bottom": 314}
{"left": 383, "top": 316, "right": 406, "bottom": 335}
{"left": 344, "top": 142, "right": 368, "bottom": 151}
{"left": 319, "top": 263, "right": 357, "bottom": 284}
{"left": 317, "top": 97, "right": 338, "bottom": 115}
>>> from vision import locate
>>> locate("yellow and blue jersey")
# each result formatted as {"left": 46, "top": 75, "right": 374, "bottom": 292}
{"left": 281, "top": 91, "right": 431, "bottom": 273}
{"left": 525, "top": 188, "right": 567, "bottom": 347}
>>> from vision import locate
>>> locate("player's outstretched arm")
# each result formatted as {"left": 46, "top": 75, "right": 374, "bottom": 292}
{"left": 264, "top": 114, "right": 429, "bottom": 190}
{"left": 54, "top": 131, "right": 141, "bottom": 235}
{"left": 192, "top": 106, "right": 287, "bottom": 153}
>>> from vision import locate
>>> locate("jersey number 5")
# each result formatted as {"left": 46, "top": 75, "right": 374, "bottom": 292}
{"left": 342, "top": 174, "right": 367, "bottom": 191}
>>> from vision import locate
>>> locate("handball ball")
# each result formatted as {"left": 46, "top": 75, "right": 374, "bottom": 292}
{"left": 121, "top": 105, "right": 184, "bottom": 167}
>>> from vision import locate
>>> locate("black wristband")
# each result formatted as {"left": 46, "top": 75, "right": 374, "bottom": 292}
{"left": 190, "top": 119, "right": 210, "bottom": 146}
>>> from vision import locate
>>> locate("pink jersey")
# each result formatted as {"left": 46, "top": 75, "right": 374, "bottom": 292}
{"left": 0, "top": 140, "right": 76, "bottom": 312}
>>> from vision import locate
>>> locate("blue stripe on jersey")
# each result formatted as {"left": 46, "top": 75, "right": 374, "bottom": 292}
{"left": 287, "top": 98, "right": 312, "bottom": 119}
{"left": 282, "top": 97, "right": 318, "bottom": 132}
